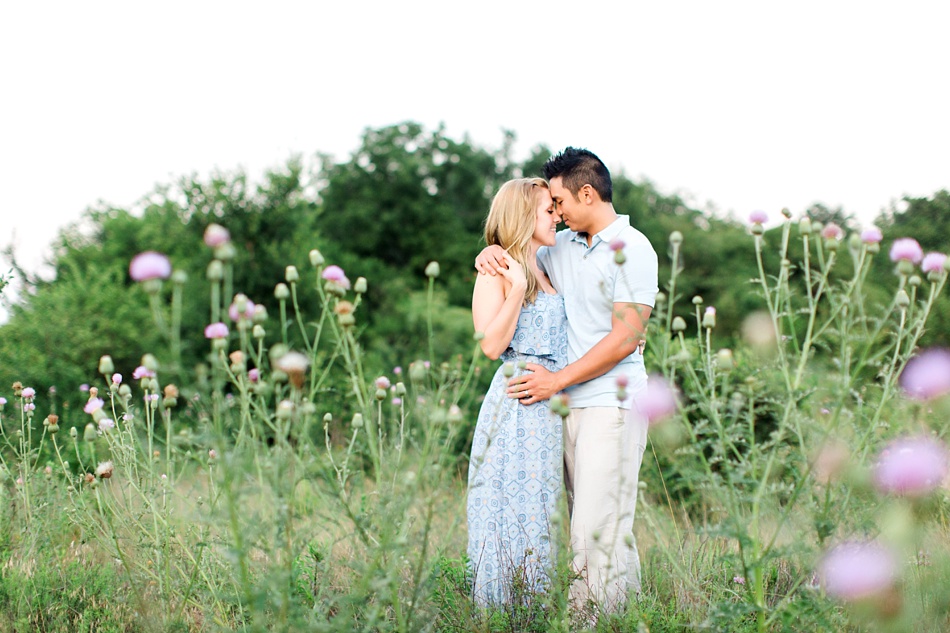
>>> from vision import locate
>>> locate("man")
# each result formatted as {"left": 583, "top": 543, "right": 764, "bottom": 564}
{"left": 475, "top": 147, "right": 658, "bottom": 609}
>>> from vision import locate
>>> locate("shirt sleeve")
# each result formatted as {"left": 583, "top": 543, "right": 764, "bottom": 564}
{"left": 613, "top": 231, "right": 659, "bottom": 307}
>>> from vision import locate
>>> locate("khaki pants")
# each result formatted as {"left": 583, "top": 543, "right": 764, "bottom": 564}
{"left": 563, "top": 406, "right": 648, "bottom": 609}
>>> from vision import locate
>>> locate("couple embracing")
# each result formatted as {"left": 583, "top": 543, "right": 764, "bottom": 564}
{"left": 466, "top": 147, "right": 659, "bottom": 612}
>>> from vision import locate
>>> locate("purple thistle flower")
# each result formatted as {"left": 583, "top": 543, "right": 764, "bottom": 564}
{"left": 733, "top": 575, "right": 746, "bottom": 585}
{"left": 228, "top": 298, "right": 256, "bottom": 322}
{"left": 900, "top": 348, "right": 950, "bottom": 401}
{"left": 821, "top": 223, "right": 844, "bottom": 240}
{"left": 748, "top": 210, "right": 768, "bottom": 225}
{"left": 204, "top": 322, "right": 230, "bottom": 340}
{"left": 0, "top": 397, "right": 6, "bottom": 406}
{"left": 112, "top": 373, "right": 122, "bottom": 385}
{"left": 203, "top": 223, "right": 231, "bottom": 248}
{"left": 21, "top": 387, "right": 35, "bottom": 399}
{"left": 889, "top": 238, "right": 923, "bottom": 264}
{"left": 874, "top": 435, "right": 949, "bottom": 497}
{"left": 132, "top": 366, "right": 155, "bottom": 380}
{"left": 615, "top": 374, "right": 629, "bottom": 388}
{"left": 129, "top": 251, "right": 172, "bottom": 281}
{"left": 80, "top": 384, "right": 90, "bottom": 392}
{"left": 391, "top": 397, "right": 402, "bottom": 406}
{"left": 635, "top": 375, "right": 679, "bottom": 426}
{"left": 609, "top": 238, "right": 625, "bottom": 252}
{"left": 248, "top": 368, "right": 260, "bottom": 383}
{"left": 98, "top": 418, "right": 115, "bottom": 432}
{"left": 322, "top": 265, "right": 351, "bottom": 288}
{"left": 861, "top": 227, "right": 883, "bottom": 244}
{"left": 921, "top": 252, "right": 947, "bottom": 274}
{"left": 84, "top": 398, "right": 105, "bottom": 414}
{"left": 819, "top": 541, "right": 897, "bottom": 601}
{"left": 375, "top": 376, "right": 391, "bottom": 390}
{"left": 393, "top": 366, "right": 402, "bottom": 375}
{"left": 23, "top": 403, "right": 35, "bottom": 412}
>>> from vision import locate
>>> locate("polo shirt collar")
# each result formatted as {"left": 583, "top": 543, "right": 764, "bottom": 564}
{"left": 568, "top": 215, "right": 630, "bottom": 247}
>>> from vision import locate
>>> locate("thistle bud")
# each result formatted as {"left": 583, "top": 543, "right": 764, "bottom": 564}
{"left": 354, "top": 277, "right": 367, "bottom": 294}
{"left": 672, "top": 316, "right": 687, "bottom": 333}
{"left": 285, "top": 266, "right": 299, "bottom": 283}
{"left": 655, "top": 292, "right": 666, "bottom": 305}
{"left": 214, "top": 242, "right": 236, "bottom": 262}
{"left": 142, "top": 354, "right": 159, "bottom": 372}
{"left": 908, "top": 275, "right": 922, "bottom": 288}
{"left": 669, "top": 231, "right": 683, "bottom": 246}
{"left": 252, "top": 324, "right": 266, "bottom": 339}
{"left": 206, "top": 260, "right": 224, "bottom": 281}
{"left": 613, "top": 250, "right": 626, "bottom": 265}
{"left": 751, "top": 223, "right": 764, "bottom": 236}
{"left": 395, "top": 381, "right": 407, "bottom": 396}
{"left": 692, "top": 295, "right": 703, "bottom": 306}
{"left": 781, "top": 208, "right": 792, "bottom": 219}
{"left": 276, "top": 400, "right": 294, "bottom": 421}
{"left": 799, "top": 217, "right": 812, "bottom": 236}
{"left": 896, "top": 259, "right": 915, "bottom": 276}
{"left": 70, "top": 426, "right": 78, "bottom": 439}
{"left": 274, "top": 283, "right": 290, "bottom": 300}
{"left": 896, "top": 289, "right": 911, "bottom": 308}
{"left": 309, "top": 249, "right": 325, "bottom": 267}
{"left": 425, "top": 261, "right": 440, "bottom": 278}
{"left": 502, "top": 362, "right": 515, "bottom": 378}
{"left": 351, "top": 413, "right": 364, "bottom": 428}
{"left": 702, "top": 307, "right": 717, "bottom": 329}
{"left": 410, "top": 361, "right": 428, "bottom": 382}
{"left": 172, "top": 269, "right": 188, "bottom": 285}
{"left": 98, "top": 355, "right": 115, "bottom": 376}
{"left": 83, "top": 423, "right": 98, "bottom": 442}
{"left": 323, "top": 412, "right": 333, "bottom": 424}
{"left": 716, "top": 348, "right": 735, "bottom": 371}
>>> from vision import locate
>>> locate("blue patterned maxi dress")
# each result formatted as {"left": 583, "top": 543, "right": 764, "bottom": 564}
{"left": 467, "top": 291, "right": 569, "bottom": 605}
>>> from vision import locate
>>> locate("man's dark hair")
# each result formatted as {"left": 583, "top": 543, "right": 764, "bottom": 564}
{"left": 542, "top": 147, "right": 612, "bottom": 203}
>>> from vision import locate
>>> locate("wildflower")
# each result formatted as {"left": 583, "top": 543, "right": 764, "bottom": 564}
{"left": 748, "top": 210, "right": 768, "bottom": 225}
{"left": 95, "top": 461, "right": 114, "bottom": 479}
{"left": 798, "top": 217, "right": 812, "bottom": 236}
{"left": 671, "top": 316, "right": 687, "bottom": 333}
{"left": 0, "top": 397, "right": 6, "bottom": 407}
{"left": 669, "top": 231, "right": 683, "bottom": 246}
{"left": 393, "top": 366, "right": 402, "bottom": 375}
{"left": 715, "top": 348, "right": 734, "bottom": 371}
{"left": 252, "top": 305, "right": 268, "bottom": 323}
{"left": 83, "top": 398, "right": 105, "bottom": 414}
{"left": 921, "top": 252, "right": 947, "bottom": 275}
{"left": 163, "top": 384, "right": 179, "bottom": 399}
{"left": 204, "top": 322, "right": 229, "bottom": 339}
{"left": 129, "top": 252, "right": 172, "bottom": 281}
{"left": 635, "top": 376, "right": 679, "bottom": 426}
{"left": 111, "top": 373, "right": 122, "bottom": 385}
{"left": 248, "top": 368, "right": 260, "bottom": 383}
{"left": 889, "top": 238, "right": 923, "bottom": 264}
{"left": 98, "top": 355, "right": 115, "bottom": 375}
{"left": 98, "top": 418, "right": 115, "bottom": 432}
{"left": 733, "top": 575, "right": 746, "bottom": 585}
{"left": 448, "top": 405, "right": 463, "bottom": 422}
{"left": 354, "top": 277, "right": 367, "bottom": 294}
{"left": 274, "top": 282, "right": 290, "bottom": 300}
{"left": 206, "top": 259, "right": 224, "bottom": 281}
{"left": 391, "top": 397, "right": 402, "bottom": 406}
{"left": 821, "top": 223, "right": 844, "bottom": 241}
{"left": 228, "top": 295, "right": 256, "bottom": 322}
{"left": 80, "top": 383, "right": 90, "bottom": 392}
{"left": 424, "top": 261, "right": 440, "bottom": 278}
{"left": 899, "top": 348, "right": 950, "bottom": 401}
{"left": 285, "top": 265, "right": 299, "bottom": 283}
{"left": 861, "top": 227, "right": 883, "bottom": 244}
{"left": 874, "top": 435, "right": 949, "bottom": 497}
{"left": 276, "top": 352, "right": 309, "bottom": 389}
{"left": 203, "top": 223, "right": 231, "bottom": 248}
{"left": 321, "top": 265, "right": 347, "bottom": 285}
{"left": 615, "top": 374, "right": 629, "bottom": 388}
{"left": 132, "top": 366, "right": 155, "bottom": 380}
{"left": 351, "top": 412, "right": 364, "bottom": 428}
{"left": 23, "top": 403, "right": 35, "bottom": 412}
{"left": 83, "top": 472, "right": 96, "bottom": 485}
{"left": 21, "top": 387, "right": 35, "bottom": 399}
{"left": 375, "top": 376, "right": 391, "bottom": 390}
{"left": 819, "top": 541, "right": 897, "bottom": 601}
{"left": 309, "top": 249, "right": 325, "bottom": 267}
{"left": 702, "top": 306, "right": 716, "bottom": 329}
{"left": 208, "top": 449, "right": 218, "bottom": 461}
{"left": 609, "top": 238, "right": 625, "bottom": 251}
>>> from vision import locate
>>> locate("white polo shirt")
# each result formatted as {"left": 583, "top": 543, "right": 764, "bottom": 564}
{"left": 537, "top": 215, "right": 658, "bottom": 408}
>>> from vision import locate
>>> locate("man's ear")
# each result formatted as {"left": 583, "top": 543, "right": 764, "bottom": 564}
{"left": 581, "top": 184, "right": 596, "bottom": 204}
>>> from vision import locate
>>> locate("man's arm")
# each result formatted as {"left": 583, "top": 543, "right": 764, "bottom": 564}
{"left": 475, "top": 244, "right": 508, "bottom": 276}
{"left": 508, "top": 302, "right": 651, "bottom": 405}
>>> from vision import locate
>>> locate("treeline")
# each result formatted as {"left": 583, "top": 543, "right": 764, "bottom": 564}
{"left": 1, "top": 121, "right": 947, "bottom": 414}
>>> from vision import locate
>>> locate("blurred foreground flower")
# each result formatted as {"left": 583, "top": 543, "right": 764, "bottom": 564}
{"left": 889, "top": 238, "right": 923, "bottom": 264}
{"left": 95, "top": 461, "right": 114, "bottom": 479}
{"left": 204, "top": 322, "right": 229, "bottom": 340}
{"left": 635, "top": 375, "right": 679, "bottom": 426}
{"left": 748, "top": 210, "right": 767, "bottom": 225}
{"left": 874, "top": 435, "right": 949, "bottom": 497}
{"left": 203, "top": 223, "right": 230, "bottom": 248}
{"left": 276, "top": 351, "right": 310, "bottom": 389}
{"left": 899, "top": 348, "right": 950, "bottom": 401}
{"left": 129, "top": 252, "right": 172, "bottom": 281}
{"left": 861, "top": 227, "right": 883, "bottom": 244}
{"left": 819, "top": 540, "right": 897, "bottom": 602}
{"left": 921, "top": 252, "right": 947, "bottom": 275}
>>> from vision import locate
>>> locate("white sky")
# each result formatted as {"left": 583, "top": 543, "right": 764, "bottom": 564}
{"left": 2, "top": 1, "right": 949, "bottom": 306}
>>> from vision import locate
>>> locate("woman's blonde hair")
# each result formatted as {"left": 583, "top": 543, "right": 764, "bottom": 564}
{"left": 483, "top": 177, "right": 549, "bottom": 305}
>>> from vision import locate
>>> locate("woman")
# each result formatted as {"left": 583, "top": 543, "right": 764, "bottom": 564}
{"left": 467, "top": 177, "right": 568, "bottom": 605}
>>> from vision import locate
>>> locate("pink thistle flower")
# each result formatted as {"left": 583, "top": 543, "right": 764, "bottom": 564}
{"left": 80, "top": 384, "right": 90, "bottom": 392}
{"left": 145, "top": 394, "right": 159, "bottom": 402}
{"left": 129, "top": 251, "right": 172, "bottom": 281}
{"left": 615, "top": 374, "right": 629, "bottom": 388}
{"left": 821, "top": 223, "right": 844, "bottom": 240}
{"left": 83, "top": 398, "right": 105, "bottom": 414}
{"left": 861, "top": 227, "right": 883, "bottom": 244}
{"left": 98, "top": 418, "right": 115, "bottom": 432}
{"left": 921, "top": 252, "right": 947, "bottom": 274}
{"left": 248, "top": 368, "right": 260, "bottom": 383}
{"left": 112, "top": 373, "right": 122, "bottom": 385}
{"left": 748, "top": 210, "right": 768, "bottom": 225}
{"left": 132, "top": 366, "right": 155, "bottom": 380}
{"left": 21, "top": 387, "right": 35, "bottom": 399}
{"left": 874, "top": 435, "right": 949, "bottom": 497}
{"left": 24, "top": 403, "right": 35, "bottom": 412}
{"left": 203, "top": 223, "right": 231, "bottom": 248}
{"left": 393, "top": 366, "right": 402, "bottom": 375}
{"left": 733, "top": 575, "right": 746, "bottom": 585}
{"left": 635, "top": 375, "right": 679, "bottom": 426}
{"left": 375, "top": 376, "right": 391, "bottom": 390}
{"left": 900, "top": 348, "right": 950, "bottom": 401}
{"left": 819, "top": 541, "right": 897, "bottom": 601}
{"left": 889, "top": 238, "right": 923, "bottom": 264}
{"left": 204, "top": 322, "right": 229, "bottom": 339}
{"left": 609, "top": 238, "right": 625, "bottom": 252}
{"left": 391, "top": 397, "right": 402, "bottom": 406}
{"left": 228, "top": 297, "right": 256, "bottom": 322}
{"left": 322, "top": 265, "right": 351, "bottom": 289}
{"left": 122, "top": 413, "right": 134, "bottom": 422}
{"left": 0, "top": 397, "right": 6, "bottom": 406}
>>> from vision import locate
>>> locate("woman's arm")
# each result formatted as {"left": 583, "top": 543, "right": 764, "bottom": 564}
{"left": 472, "top": 254, "right": 527, "bottom": 360}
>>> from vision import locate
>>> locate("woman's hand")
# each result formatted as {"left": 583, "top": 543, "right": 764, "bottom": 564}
{"left": 496, "top": 253, "right": 527, "bottom": 294}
